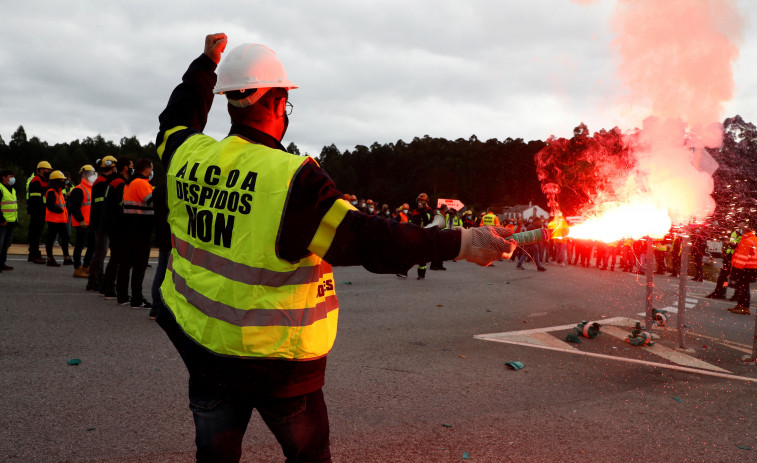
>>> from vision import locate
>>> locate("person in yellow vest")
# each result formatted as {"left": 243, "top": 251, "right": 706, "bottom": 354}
{"left": 118, "top": 158, "right": 155, "bottom": 309}
{"left": 728, "top": 225, "right": 757, "bottom": 315}
{"left": 44, "top": 170, "right": 72, "bottom": 267}
{"left": 481, "top": 209, "right": 500, "bottom": 227}
{"left": 70, "top": 165, "right": 97, "bottom": 278}
{"left": 0, "top": 169, "right": 18, "bottom": 272}
{"left": 155, "top": 34, "right": 520, "bottom": 462}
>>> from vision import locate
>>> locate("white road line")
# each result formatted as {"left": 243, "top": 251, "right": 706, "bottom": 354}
{"left": 475, "top": 335, "right": 756, "bottom": 383}
{"left": 602, "top": 326, "right": 730, "bottom": 373}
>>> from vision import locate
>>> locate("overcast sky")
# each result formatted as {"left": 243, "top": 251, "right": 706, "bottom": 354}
{"left": 1, "top": 0, "right": 755, "bottom": 157}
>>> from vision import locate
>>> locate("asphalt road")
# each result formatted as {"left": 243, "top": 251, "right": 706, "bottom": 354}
{"left": 1, "top": 253, "right": 755, "bottom": 463}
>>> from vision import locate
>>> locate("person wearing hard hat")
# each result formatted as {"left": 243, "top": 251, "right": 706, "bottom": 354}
{"left": 408, "top": 192, "right": 435, "bottom": 279}
{"left": 69, "top": 165, "right": 97, "bottom": 278}
{"left": 44, "top": 170, "right": 73, "bottom": 267}
{"left": 100, "top": 157, "right": 133, "bottom": 302}
{"left": 462, "top": 210, "right": 476, "bottom": 229}
{"left": 118, "top": 158, "right": 155, "bottom": 309}
{"left": 395, "top": 203, "right": 410, "bottom": 223}
{"left": 481, "top": 208, "right": 501, "bottom": 227}
{"left": 0, "top": 169, "right": 18, "bottom": 272}
{"left": 27, "top": 161, "right": 53, "bottom": 264}
{"left": 86, "top": 155, "right": 119, "bottom": 292}
{"left": 154, "top": 33, "right": 520, "bottom": 462}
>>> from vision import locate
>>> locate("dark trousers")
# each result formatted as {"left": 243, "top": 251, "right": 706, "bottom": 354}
{"left": 732, "top": 268, "right": 753, "bottom": 307}
{"left": 0, "top": 222, "right": 15, "bottom": 266}
{"left": 73, "top": 225, "right": 95, "bottom": 268}
{"left": 45, "top": 222, "right": 69, "bottom": 259}
{"left": 102, "top": 232, "right": 127, "bottom": 296}
{"left": 670, "top": 253, "right": 681, "bottom": 276}
{"left": 27, "top": 213, "right": 45, "bottom": 258}
{"left": 118, "top": 231, "right": 152, "bottom": 305}
{"left": 190, "top": 382, "right": 331, "bottom": 463}
{"left": 87, "top": 230, "right": 109, "bottom": 290}
{"left": 693, "top": 254, "right": 704, "bottom": 280}
{"left": 713, "top": 255, "right": 732, "bottom": 296}
{"left": 654, "top": 250, "right": 667, "bottom": 274}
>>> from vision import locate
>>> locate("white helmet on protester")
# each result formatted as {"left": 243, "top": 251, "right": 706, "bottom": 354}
{"left": 213, "top": 43, "right": 297, "bottom": 107}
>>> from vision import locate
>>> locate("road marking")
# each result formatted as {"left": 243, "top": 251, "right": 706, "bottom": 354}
{"left": 476, "top": 316, "right": 757, "bottom": 383}
{"left": 601, "top": 326, "right": 730, "bottom": 373}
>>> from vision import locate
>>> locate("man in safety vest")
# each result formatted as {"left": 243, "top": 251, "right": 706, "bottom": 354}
{"left": 481, "top": 209, "right": 500, "bottom": 227}
{"left": 154, "top": 33, "right": 520, "bottom": 463}
{"left": 0, "top": 169, "right": 18, "bottom": 272}
{"left": 27, "top": 161, "right": 53, "bottom": 264}
{"left": 119, "top": 158, "right": 155, "bottom": 309}
{"left": 462, "top": 210, "right": 476, "bottom": 229}
{"left": 44, "top": 170, "right": 72, "bottom": 267}
{"left": 707, "top": 223, "right": 744, "bottom": 300}
{"left": 410, "top": 192, "right": 435, "bottom": 278}
{"left": 100, "top": 156, "right": 133, "bottom": 302}
{"left": 728, "top": 225, "right": 756, "bottom": 315}
{"left": 395, "top": 203, "right": 410, "bottom": 223}
{"left": 86, "top": 155, "right": 119, "bottom": 292}
{"left": 70, "top": 165, "right": 97, "bottom": 278}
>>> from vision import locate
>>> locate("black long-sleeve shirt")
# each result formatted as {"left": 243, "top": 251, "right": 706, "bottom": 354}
{"left": 68, "top": 187, "right": 86, "bottom": 225}
{"left": 27, "top": 175, "right": 47, "bottom": 216}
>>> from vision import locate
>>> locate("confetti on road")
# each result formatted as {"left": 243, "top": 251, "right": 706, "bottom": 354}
{"left": 67, "top": 358, "right": 81, "bottom": 365}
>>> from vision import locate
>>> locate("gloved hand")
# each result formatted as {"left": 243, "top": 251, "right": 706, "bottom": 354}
{"left": 455, "top": 226, "right": 518, "bottom": 265}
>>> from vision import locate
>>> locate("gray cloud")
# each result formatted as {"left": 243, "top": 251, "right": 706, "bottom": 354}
{"left": 1, "top": 0, "right": 754, "bottom": 159}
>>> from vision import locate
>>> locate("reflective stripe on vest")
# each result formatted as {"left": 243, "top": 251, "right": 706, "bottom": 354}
{"left": 0, "top": 183, "right": 18, "bottom": 222}
{"left": 161, "top": 134, "right": 339, "bottom": 359}
{"left": 123, "top": 178, "right": 154, "bottom": 215}
{"left": 72, "top": 183, "right": 92, "bottom": 227}
{"left": 46, "top": 190, "right": 68, "bottom": 223}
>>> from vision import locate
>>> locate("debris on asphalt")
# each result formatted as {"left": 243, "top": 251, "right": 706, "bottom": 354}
{"left": 86, "top": 427, "right": 96, "bottom": 431}
{"left": 575, "top": 320, "right": 601, "bottom": 339}
{"left": 462, "top": 452, "right": 470, "bottom": 459}
{"left": 436, "top": 304, "right": 443, "bottom": 307}
{"left": 737, "top": 445, "right": 751, "bottom": 450}
{"left": 67, "top": 358, "right": 81, "bottom": 365}
{"left": 442, "top": 423, "right": 453, "bottom": 428}
{"left": 505, "top": 361, "right": 524, "bottom": 370}
{"left": 653, "top": 309, "right": 668, "bottom": 326}
{"left": 339, "top": 281, "right": 352, "bottom": 285}
{"left": 565, "top": 334, "right": 582, "bottom": 343}
{"left": 626, "top": 322, "right": 654, "bottom": 346}
{"left": 459, "top": 355, "right": 467, "bottom": 359}
{"left": 672, "top": 397, "right": 683, "bottom": 402}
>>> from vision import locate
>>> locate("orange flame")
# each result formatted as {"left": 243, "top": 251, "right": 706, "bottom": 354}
{"left": 568, "top": 200, "right": 672, "bottom": 242}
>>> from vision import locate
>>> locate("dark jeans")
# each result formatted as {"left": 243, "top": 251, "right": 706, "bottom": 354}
{"left": 189, "top": 382, "right": 331, "bottom": 463}
{"left": 733, "top": 268, "right": 754, "bottom": 307}
{"left": 73, "top": 225, "right": 95, "bottom": 268}
{"left": 713, "top": 255, "right": 732, "bottom": 296}
{"left": 151, "top": 248, "right": 170, "bottom": 314}
{"left": 45, "top": 222, "right": 69, "bottom": 259}
{"left": 118, "top": 231, "right": 152, "bottom": 305}
{"left": 103, "top": 232, "right": 127, "bottom": 296}
{"left": 87, "top": 230, "right": 109, "bottom": 290}
{"left": 0, "top": 222, "right": 15, "bottom": 266}
{"left": 27, "top": 213, "right": 45, "bottom": 258}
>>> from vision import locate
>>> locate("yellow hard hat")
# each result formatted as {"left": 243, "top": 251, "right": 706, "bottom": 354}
{"left": 49, "top": 170, "right": 66, "bottom": 181}
{"left": 36, "top": 161, "right": 52, "bottom": 170}
{"left": 100, "top": 155, "right": 117, "bottom": 168}
{"left": 79, "top": 164, "right": 95, "bottom": 174}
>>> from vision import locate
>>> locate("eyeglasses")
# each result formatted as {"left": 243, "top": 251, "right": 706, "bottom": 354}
{"left": 286, "top": 101, "right": 293, "bottom": 116}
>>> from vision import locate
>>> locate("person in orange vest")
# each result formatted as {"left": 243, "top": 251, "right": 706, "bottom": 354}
{"left": 70, "top": 165, "right": 97, "bottom": 278}
{"left": 395, "top": 203, "right": 410, "bottom": 223}
{"left": 44, "top": 170, "right": 73, "bottom": 267}
{"left": 118, "top": 158, "right": 155, "bottom": 309}
{"left": 728, "top": 225, "right": 757, "bottom": 315}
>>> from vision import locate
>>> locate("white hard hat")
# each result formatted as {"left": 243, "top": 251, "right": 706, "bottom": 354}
{"left": 213, "top": 44, "right": 298, "bottom": 95}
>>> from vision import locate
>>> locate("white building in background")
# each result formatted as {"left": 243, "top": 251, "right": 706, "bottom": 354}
{"left": 500, "top": 202, "right": 549, "bottom": 221}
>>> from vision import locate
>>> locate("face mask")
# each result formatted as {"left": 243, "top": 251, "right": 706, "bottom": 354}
{"left": 8, "top": 177, "right": 16, "bottom": 186}
{"left": 403, "top": 209, "right": 408, "bottom": 214}
{"left": 368, "top": 207, "right": 374, "bottom": 213}
{"left": 385, "top": 211, "right": 390, "bottom": 216}
{"left": 149, "top": 171, "right": 154, "bottom": 181}
{"left": 351, "top": 200, "right": 357, "bottom": 206}
{"left": 360, "top": 203, "right": 366, "bottom": 208}
{"left": 418, "top": 203, "right": 424, "bottom": 209}
{"left": 128, "top": 168, "right": 135, "bottom": 177}
{"left": 65, "top": 180, "right": 70, "bottom": 185}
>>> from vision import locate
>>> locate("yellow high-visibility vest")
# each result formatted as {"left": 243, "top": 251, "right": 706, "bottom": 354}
{"left": 0, "top": 183, "right": 18, "bottom": 222}
{"left": 161, "top": 133, "right": 343, "bottom": 360}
